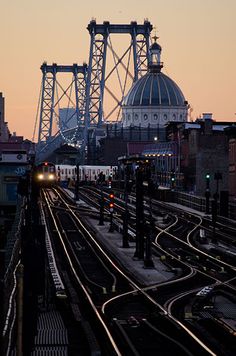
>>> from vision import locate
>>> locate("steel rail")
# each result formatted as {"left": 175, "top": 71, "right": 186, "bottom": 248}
{"left": 42, "top": 189, "right": 123, "bottom": 356}
{"left": 52, "top": 188, "right": 222, "bottom": 356}
{"left": 3, "top": 260, "right": 21, "bottom": 356}
{"left": 55, "top": 188, "right": 218, "bottom": 356}
{"left": 155, "top": 213, "right": 236, "bottom": 271}
{"left": 54, "top": 207, "right": 117, "bottom": 294}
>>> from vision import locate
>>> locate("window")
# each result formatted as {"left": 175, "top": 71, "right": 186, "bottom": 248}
{"left": 128, "top": 114, "right": 131, "bottom": 121}
{"left": 164, "top": 114, "right": 168, "bottom": 121}
{"left": 144, "top": 114, "right": 148, "bottom": 120}
{"left": 173, "top": 114, "right": 176, "bottom": 121}
{"left": 135, "top": 114, "right": 138, "bottom": 120}
{"left": 154, "top": 114, "right": 158, "bottom": 120}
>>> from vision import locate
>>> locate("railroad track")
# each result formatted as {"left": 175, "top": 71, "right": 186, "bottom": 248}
{"left": 71, "top": 185, "right": 236, "bottom": 354}
{"left": 40, "top": 186, "right": 223, "bottom": 355}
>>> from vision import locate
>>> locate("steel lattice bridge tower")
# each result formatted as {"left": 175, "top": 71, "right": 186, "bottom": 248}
{"left": 35, "top": 20, "right": 153, "bottom": 162}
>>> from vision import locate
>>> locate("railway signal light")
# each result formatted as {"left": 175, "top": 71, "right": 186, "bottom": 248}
{"left": 205, "top": 173, "right": 211, "bottom": 188}
{"left": 108, "top": 172, "right": 113, "bottom": 188}
{"left": 108, "top": 191, "right": 115, "bottom": 232}
{"left": 109, "top": 192, "right": 114, "bottom": 212}
{"left": 205, "top": 173, "right": 210, "bottom": 189}
{"left": 170, "top": 172, "right": 175, "bottom": 188}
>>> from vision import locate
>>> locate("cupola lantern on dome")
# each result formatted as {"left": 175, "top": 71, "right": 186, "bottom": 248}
{"left": 149, "top": 35, "right": 163, "bottom": 73}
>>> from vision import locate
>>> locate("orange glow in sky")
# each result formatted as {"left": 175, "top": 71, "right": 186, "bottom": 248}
{"left": 1, "top": 0, "right": 236, "bottom": 140}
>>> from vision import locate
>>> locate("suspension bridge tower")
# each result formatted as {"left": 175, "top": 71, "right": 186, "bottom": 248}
{"left": 35, "top": 20, "right": 153, "bottom": 162}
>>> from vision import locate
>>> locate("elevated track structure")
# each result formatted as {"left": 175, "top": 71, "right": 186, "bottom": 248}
{"left": 35, "top": 20, "right": 153, "bottom": 162}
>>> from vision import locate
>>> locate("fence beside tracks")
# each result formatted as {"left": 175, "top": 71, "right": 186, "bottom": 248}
{"left": 171, "top": 190, "right": 236, "bottom": 220}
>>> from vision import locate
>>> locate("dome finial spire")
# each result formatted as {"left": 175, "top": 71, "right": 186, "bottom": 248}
{"left": 149, "top": 28, "right": 163, "bottom": 72}
{"left": 152, "top": 27, "right": 159, "bottom": 43}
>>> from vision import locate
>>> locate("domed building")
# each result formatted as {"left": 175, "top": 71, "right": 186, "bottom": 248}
{"left": 122, "top": 39, "right": 188, "bottom": 129}
{"left": 95, "top": 38, "right": 189, "bottom": 166}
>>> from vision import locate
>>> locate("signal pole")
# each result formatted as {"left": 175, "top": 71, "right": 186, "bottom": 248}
{"left": 211, "top": 199, "right": 217, "bottom": 244}
{"left": 205, "top": 173, "right": 210, "bottom": 214}
{"left": 144, "top": 178, "right": 155, "bottom": 268}
{"left": 98, "top": 186, "right": 104, "bottom": 226}
{"left": 108, "top": 191, "right": 114, "bottom": 233}
{"left": 75, "top": 163, "right": 79, "bottom": 201}
{"left": 134, "top": 167, "right": 144, "bottom": 260}
{"left": 122, "top": 166, "right": 130, "bottom": 248}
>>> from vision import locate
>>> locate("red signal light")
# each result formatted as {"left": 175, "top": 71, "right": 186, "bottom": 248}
{"left": 44, "top": 162, "right": 48, "bottom": 166}
{"left": 109, "top": 191, "right": 114, "bottom": 210}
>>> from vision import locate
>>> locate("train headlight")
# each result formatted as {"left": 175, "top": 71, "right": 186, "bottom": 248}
{"left": 49, "top": 174, "right": 55, "bottom": 180}
{"left": 38, "top": 174, "right": 44, "bottom": 180}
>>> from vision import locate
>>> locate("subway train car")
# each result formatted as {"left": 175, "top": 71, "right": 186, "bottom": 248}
{"left": 56, "top": 165, "right": 117, "bottom": 185}
{"left": 33, "top": 162, "right": 57, "bottom": 186}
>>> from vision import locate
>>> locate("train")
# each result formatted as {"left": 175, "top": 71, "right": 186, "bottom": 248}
{"left": 33, "top": 162, "right": 118, "bottom": 187}
{"left": 56, "top": 164, "right": 118, "bottom": 185}
{"left": 33, "top": 161, "right": 57, "bottom": 186}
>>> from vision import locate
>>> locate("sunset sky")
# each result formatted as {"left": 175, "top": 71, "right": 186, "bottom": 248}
{"left": 1, "top": 0, "right": 236, "bottom": 140}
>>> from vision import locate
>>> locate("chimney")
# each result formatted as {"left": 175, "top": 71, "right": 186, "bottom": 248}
{"left": 202, "top": 113, "right": 213, "bottom": 134}
{"left": 0, "top": 93, "right": 5, "bottom": 123}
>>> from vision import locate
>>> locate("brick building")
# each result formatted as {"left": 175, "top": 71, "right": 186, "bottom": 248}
{"left": 166, "top": 113, "right": 235, "bottom": 196}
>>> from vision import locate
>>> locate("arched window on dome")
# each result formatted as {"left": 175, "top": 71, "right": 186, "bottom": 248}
{"left": 144, "top": 114, "right": 148, "bottom": 120}
{"left": 135, "top": 114, "right": 139, "bottom": 120}
{"left": 180, "top": 114, "right": 183, "bottom": 120}
{"left": 164, "top": 114, "right": 168, "bottom": 121}
{"left": 154, "top": 114, "right": 158, "bottom": 120}
{"left": 173, "top": 114, "right": 176, "bottom": 121}
{"left": 128, "top": 114, "right": 131, "bottom": 121}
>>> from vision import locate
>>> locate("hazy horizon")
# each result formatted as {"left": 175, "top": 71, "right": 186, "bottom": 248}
{"left": 1, "top": 0, "right": 236, "bottom": 140}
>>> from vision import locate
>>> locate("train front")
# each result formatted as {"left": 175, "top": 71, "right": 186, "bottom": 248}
{"left": 34, "top": 162, "right": 57, "bottom": 187}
